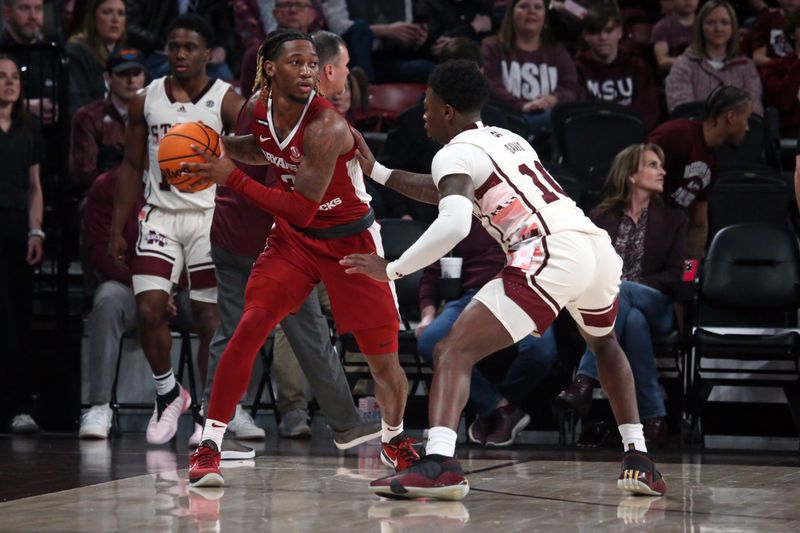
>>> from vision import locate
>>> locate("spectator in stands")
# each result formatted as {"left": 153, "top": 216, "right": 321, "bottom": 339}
{"left": 0, "top": 54, "right": 44, "bottom": 433}
{"left": 752, "top": 0, "right": 800, "bottom": 66}
{"left": 417, "top": 218, "right": 559, "bottom": 446}
{"left": 481, "top": 0, "right": 581, "bottom": 138}
{"left": 652, "top": 0, "right": 698, "bottom": 72}
{"left": 78, "top": 168, "right": 143, "bottom": 439}
{"left": 320, "top": 0, "right": 433, "bottom": 83}
{"left": 0, "top": 0, "right": 58, "bottom": 124}
{"left": 125, "top": 0, "right": 237, "bottom": 80}
{"left": 70, "top": 48, "right": 145, "bottom": 188}
{"left": 65, "top": 0, "right": 126, "bottom": 117}
{"left": 647, "top": 85, "right": 752, "bottom": 258}
{"left": 576, "top": 4, "right": 661, "bottom": 131}
{"left": 233, "top": 0, "right": 324, "bottom": 52}
{"left": 760, "top": 12, "right": 800, "bottom": 136}
{"left": 665, "top": 0, "right": 763, "bottom": 116}
{"left": 239, "top": 0, "right": 320, "bottom": 99}
{"left": 415, "top": 0, "right": 496, "bottom": 58}
{"left": 556, "top": 143, "right": 687, "bottom": 450}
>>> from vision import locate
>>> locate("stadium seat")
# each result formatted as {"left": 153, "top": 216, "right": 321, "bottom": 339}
{"left": 354, "top": 83, "right": 426, "bottom": 132}
{"left": 707, "top": 168, "right": 794, "bottom": 241}
{"left": 551, "top": 101, "right": 645, "bottom": 209}
{"left": 688, "top": 224, "right": 800, "bottom": 443}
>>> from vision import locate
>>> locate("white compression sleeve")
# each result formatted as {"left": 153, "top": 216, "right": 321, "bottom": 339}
{"left": 385, "top": 195, "right": 473, "bottom": 281}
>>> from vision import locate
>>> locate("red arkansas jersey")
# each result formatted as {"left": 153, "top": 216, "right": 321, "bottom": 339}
{"left": 252, "top": 91, "right": 371, "bottom": 228}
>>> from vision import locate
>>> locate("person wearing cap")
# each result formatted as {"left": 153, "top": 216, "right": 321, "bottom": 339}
{"left": 66, "top": 0, "right": 128, "bottom": 116}
{"left": 73, "top": 47, "right": 147, "bottom": 440}
{"left": 70, "top": 47, "right": 146, "bottom": 188}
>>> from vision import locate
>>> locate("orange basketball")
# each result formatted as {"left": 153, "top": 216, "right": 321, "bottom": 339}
{"left": 158, "top": 121, "right": 221, "bottom": 193}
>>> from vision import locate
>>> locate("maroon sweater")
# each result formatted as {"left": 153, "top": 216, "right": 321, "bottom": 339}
{"left": 647, "top": 119, "right": 717, "bottom": 209}
{"left": 70, "top": 98, "right": 126, "bottom": 187}
{"left": 481, "top": 36, "right": 580, "bottom": 112}
{"left": 82, "top": 168, "right": 143, "bottom": 287}
{"left": 575, "top": 49, "right": 660, "bottom": 131}
{"left": 210, "top": 98, "right": 274, "bottom": 258}
{"left": 418, "top": 218, "right": 506, "bottom": 310}
{"left": 753, "top": 8, "right": 793, "bottom": 59}
{"left": 760, "top": 53, "right": 800, "bottom": 136}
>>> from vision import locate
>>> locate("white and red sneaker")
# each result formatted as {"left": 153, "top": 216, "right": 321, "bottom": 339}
{"left": 189, "top": 441, "right": 223, "bottom": 487}
{"left": 146, "top": 386, "right": 191, "bottom": 445}
{"left": 380, "top": 434, "right": 420, "bottom": 472}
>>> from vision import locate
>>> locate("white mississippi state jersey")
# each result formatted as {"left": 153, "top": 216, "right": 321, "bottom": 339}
{"left": 431, "top": 122, "right": 605, "bottom": 254}
{"left": 143, "top": 76, "right": 231, "bottom": 211}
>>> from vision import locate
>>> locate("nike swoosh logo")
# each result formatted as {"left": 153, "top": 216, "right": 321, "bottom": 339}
{"left": 211, "top": 422, "right": 225, "bottom": 428}
{"left": 259, "top": 135, "right": 271, "bottom": 142}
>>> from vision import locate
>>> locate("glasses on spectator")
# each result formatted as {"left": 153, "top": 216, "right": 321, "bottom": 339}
{"left": 275, "top": 2, "right": 311, "bottom": 9}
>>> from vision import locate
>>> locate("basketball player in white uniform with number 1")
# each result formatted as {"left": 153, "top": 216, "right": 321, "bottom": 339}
{"left": 109, "top": 14, "right": 244, "bottom": 446}
{"left": 343, "top": 60, "right": 666, "bottom": 500}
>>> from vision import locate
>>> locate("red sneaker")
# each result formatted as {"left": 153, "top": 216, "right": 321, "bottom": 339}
{"left": 617, "top": 449, "right": 666, "bottom": 496}
{"left": 380, "top": 434, "right": 420, "bottom": 472}
{"left": 189, "top": 441, "right": 224, "bottom": 487}
{"left": 370, "top": 454, "right": 469, "bottom": 500}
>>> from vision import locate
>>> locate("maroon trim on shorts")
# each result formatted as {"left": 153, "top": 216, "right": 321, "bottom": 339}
{"left": 188, "top": 267, "right": 216, "bottom": 289}
{"left": 579, "top": 296, "right": 619, "bottom": 328}
{"left": 501, "top": 267, "right": 557, "bottom": 334}
{"left": 132, "top": 255, "right": 173, "bottom": 279}
{"left": 475, "top": 172, "right": 502, "bottom": 200}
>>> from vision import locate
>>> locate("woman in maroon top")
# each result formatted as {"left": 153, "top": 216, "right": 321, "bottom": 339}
{"left": 556, "top": 143, "right": 688, "bottom": 449}
{"left": 481, "top": 0, "right": 580, "bottom": 137}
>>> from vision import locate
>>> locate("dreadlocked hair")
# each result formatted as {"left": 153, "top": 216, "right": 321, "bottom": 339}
{"left": 253, "top": 28, "right": 317, "bottom": 103}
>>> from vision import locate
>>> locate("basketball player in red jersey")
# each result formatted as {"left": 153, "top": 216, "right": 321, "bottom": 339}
{"left": 185, "top": 29, "right": 418, "bottom": 487}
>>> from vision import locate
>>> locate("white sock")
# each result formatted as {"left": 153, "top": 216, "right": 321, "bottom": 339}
{"left": 202, "top": 419, "right": 227, "bottom": 449}
{"left": 153, "top": 370, "right": 176, "bottom": 396}
{"left": 619, "top": 423, "right": 647, "bottom": 452}
{"left": 425, "top": 426, "right": 458, "bottom": 457}
{"left": 381, "top": 419, "right": 403, "bottom": 443}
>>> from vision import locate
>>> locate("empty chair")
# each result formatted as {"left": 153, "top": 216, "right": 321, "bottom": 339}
{"left": 551, "top": 101, "right": 645, "bottom": 208}
{"left": 707, "top": 170, "right": 793, "bottom": 241}
{"left": 690, "top": 223, "right": 800, "bottom": 442}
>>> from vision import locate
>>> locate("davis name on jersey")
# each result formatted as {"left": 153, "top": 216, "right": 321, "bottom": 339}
{"left": 143, "top": 76, "right": 232, "bottom": 211}
{"left": 448, "top": 124, "right": 604, "bottom": 253}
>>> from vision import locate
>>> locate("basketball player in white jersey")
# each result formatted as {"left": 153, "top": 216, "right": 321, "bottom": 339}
{"left": 343, "top": 60, "right": 666, "bottom": 500}
{"left": 109, "top": 14, "right": 244, "bottom": 446}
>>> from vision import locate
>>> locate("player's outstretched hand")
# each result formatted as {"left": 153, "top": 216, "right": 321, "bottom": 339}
{"left": 182, "top": 145, "right": 235, "bottom": 186}
{"left": 340, "top": 253, "right": 389, "bottom": 282}
{"left": 351, "top": 127, "right": 376, "bottom": 177}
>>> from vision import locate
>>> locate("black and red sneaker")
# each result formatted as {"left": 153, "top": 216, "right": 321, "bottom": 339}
{"left": 380, "top": 434, "right": 420, "bottom": 472}
{"left": 370, "top": 454, "right": 469, "bottom": 501}
{"left": 189, "top": 440, "right": 224, "bottom": 487}
{"left": 617, "top": 448, "right": 666, "bottom": 496}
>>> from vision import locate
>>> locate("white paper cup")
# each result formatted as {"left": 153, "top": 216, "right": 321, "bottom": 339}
{"left": 440, "top": 257, "right": 463, "bottom": 279}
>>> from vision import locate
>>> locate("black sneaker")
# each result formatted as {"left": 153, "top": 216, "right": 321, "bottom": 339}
{"left": 617, "top": 448, "right": 666, "bottom": 496}
{"left": 369, "top": 454, "right": 469, "bottom": 501}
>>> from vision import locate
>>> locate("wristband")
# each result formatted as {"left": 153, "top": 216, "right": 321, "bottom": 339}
{"left": 28, "top": 228, "right": 45, "bottom": 241}
{"left": 385, "top": 260, "right": 404, "bottom": 281}
{"left": 370, "top": 161, "right": 393, "bottom": 185}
